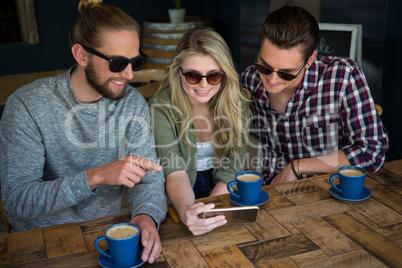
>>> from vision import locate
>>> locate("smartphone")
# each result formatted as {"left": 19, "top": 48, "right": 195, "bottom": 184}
{"left": 203, "top": 206, "right": 259, "bottom": 224}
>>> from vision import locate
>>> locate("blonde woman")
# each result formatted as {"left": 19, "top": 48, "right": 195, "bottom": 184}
{"left": 149, "top": 27, "right": 250, "bottom": 235}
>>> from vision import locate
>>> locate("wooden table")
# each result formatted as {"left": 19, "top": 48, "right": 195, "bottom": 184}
{"left": 1, "top": 160, "right": 401, "bottom": 267}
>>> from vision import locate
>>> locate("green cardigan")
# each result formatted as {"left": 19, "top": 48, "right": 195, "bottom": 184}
{"left": 148, "top": 87, "right": 250, "bottom": 187}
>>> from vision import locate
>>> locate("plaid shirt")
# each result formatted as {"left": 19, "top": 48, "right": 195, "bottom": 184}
{"left": 241, "top": 55, "right": 389, "bottom": 185}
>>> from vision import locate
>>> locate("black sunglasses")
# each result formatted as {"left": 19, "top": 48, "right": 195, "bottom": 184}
{"left": 82, "top": 45, "right": 149, "bottom": 73}
{"left": 180, "top": 68, "right": 225, "bottom": 85}
{"left": 254, "top": 60, "right": 308, "bottom": 81}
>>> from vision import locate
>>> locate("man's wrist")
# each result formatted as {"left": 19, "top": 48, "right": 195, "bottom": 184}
{"left": 297, "top": 159, "right": 302, "bottom": 179}
{"left": 290, "top": 160, "right": 301, "bottom": 179}
{"left": 86, "top": 168, "right": 101, "bottom": 191}
{"left": 131, "top": 213, "right": 158, "bottom": 228}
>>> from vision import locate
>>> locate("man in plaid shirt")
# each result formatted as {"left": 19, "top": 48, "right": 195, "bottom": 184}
{"left": 241, "top": 5, "right": 389, "bottom": 185}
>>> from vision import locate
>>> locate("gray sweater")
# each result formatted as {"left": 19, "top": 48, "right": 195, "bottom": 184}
{"left": 0, "top": 68, "right": 167, "bottom": 232}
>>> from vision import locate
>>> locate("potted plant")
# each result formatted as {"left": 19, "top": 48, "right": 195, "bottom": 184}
{"left": 168, "top": 0, "right": 185, "bottom": 23}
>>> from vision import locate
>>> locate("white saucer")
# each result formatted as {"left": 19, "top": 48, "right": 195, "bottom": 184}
{"left": 230, "top": 190, "right": 270, "bottom": 206}
{"left": 98, "top": 248, "right": 145, "bottom": 268}
{"left": 329, "top": 184, "right": 371, "bottom": 202}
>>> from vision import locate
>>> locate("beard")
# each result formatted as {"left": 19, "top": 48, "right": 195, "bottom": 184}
{"left": 84, "top": 63, "right": 127, "bottom": 101}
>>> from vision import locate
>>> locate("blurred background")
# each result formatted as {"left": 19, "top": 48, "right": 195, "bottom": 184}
{"left": 0, "top": 0, "right": 400, "bottom": 161}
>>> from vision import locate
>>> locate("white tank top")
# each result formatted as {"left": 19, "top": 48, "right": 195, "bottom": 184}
{"left": 196, "top": 141, "right": 214, "bottom": 171}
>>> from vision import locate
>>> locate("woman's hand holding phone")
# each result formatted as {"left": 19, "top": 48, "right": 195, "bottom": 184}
{"left": 180, "top": 202, "right": 227, "bottom": 236}
{"left": 203, "top": 206, "right": 259, "bottom": 224}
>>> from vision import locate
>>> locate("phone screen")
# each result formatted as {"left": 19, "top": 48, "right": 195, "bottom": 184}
{"left": 203, "top": 206, "right": 259, "bottom": 224}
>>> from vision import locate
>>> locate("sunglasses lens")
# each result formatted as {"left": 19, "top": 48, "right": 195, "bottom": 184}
{"left": 181, "top": 68, "right": 225, "bottom": 85}
{"left": 131, "top": 57, "right": 148, "bottom": 71}
{"left": 109, "top": 55, "right": 148, "bottom": 73}
{"left": 255, "top": 64, "right": 273, "bottom": 75}
{"left": 206, "top": 73, "right": 224, "bottom": 85}
{"left": 277, "top": 72, "right": 296, "bottom": 81}
{"left": 110, "top": 59, "right": 130, "bottom": 72}
{"left": 185, "top": 72, "right": 202, "bottom": 84}
{"left": 255, "top": 64, "right": 297, "bottom": 81}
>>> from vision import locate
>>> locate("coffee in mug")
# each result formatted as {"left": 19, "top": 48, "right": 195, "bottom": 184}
{"left": 107, "top": 224, "right": 138, "bottom": 239}
{"left": 237, "top": 174, "right": 261, "bottom": 182}
{"left": 339, "top": 169, "right": 364, "bottom": 177}
{"left": 227, "top": 171, "right": 263, "bottom": 204}
{"left": 95, "top": 223, "right": 141, "bottom": 266}
{"left": 330, "top": 166, "right": 366, "bottom": 199}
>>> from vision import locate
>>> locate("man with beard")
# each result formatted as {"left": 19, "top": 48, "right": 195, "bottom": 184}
{"left": 0, "top": 0, "right": 166, "bottom": 264}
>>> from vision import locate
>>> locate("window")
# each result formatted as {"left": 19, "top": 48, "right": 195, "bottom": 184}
{"left": 0, "top": 0, "right": 39, "bottom": 44}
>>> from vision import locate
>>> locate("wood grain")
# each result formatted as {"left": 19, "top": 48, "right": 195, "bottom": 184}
{"left": 394, "top": 189, "right": 402, "bottom": 195}
{"left": 0, "top": 168, "right": 400, "bottom": 268}
{"left": 289, "top": 249, "right": 329, "bottom": 266}
{"left": 285, "top": 189, "right": 331, "bottom": 205}
{"left": 202, "top": 245, "right": 254, "bottom": 268}
{"left": 269, "top": 199, "right": 351, "bottom": 225}
{"left": 310, "top": 175, "right": 332, "bottom": 191}
{"left": 273, "top": 180, "right": 320, "bottom": 196}
{"left": 346, "top": 209, "right": 381, "bottom": 230}
{"left": 260, "top": 187, "right": 294, "bottom": 210}
{"left": 83, "top": 230, "right": 105, "bottom": 251}
{"left": 239, "top": 233, "right": 319, "bottom": 265}
{"left": 43, "top": 224, "right": 87, "bottom": 259}
{"left": 258, "top": 257, "right": 299, "bottom": 268}
{"left": 294, "top": 249, "right": 386, "bottom": 268}
{"left": 325, "top": 213, "right": 402, "bottom": 267}
{"left": 12, "top": 250, "right": 100, "bottom": 268}
{"left": 163, "top": 239, "right": 208, "bottom": 268}
{"left": 284, "top": 223, "right": 302, "bottom": 235}
{"left": 383, "top": 159, "right": 402, "bottom": 175}
{"left": 80, "top": 216, "right": 115, "bottom": 251}
{"left": 245, "top": 208, "right": 290, "bottom": 241}
{"left": 367, "top": 169, "right": 402, "bottom": 189}
{"left": 217, "top": 193, "right": 232, "bottom": 207}
{"left": 293, "top": 218, "right": 360, "bottom": 256}
{"left": 1, "top": 229, "right": 47, "bottom": 266}
{"left": 369, "top": 184, "right": 402, "bottom": 215}
{"left": 7, "top": 229, "right": 44, "bottom": 251}
{"left": 159, "top": 222, "right": 193, "bottom": 244}
{"left": 191, "top": 224, "right": 257, "bottom": 252}
{"left": 374, "top": 222, "right": 402, "bottom": 242}
{"left": 349, "top": 198, "right": 402, "bottom": 226}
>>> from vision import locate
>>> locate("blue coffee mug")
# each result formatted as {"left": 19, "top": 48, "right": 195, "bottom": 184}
{"left": 95, "top": 223, "right": 140, "bottom": 266}
{"left": 227, "top": 171, "right": 263, "bottom": 204}
{"left": 329, "top": 166, "right": 366, "bottom": 199}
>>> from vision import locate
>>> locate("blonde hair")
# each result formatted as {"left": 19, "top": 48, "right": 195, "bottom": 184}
{"left": 156, "top": 27, "right": 250, "bottom": 162}
{"left": 69, "top": 0, "right": 141, "bottom": 48}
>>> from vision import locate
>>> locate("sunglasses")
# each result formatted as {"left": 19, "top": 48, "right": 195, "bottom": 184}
{"left": 180, "top": 68, "right": 225, "bottom": 85}
{"left": 82, "top": 45, "right": 149, "bottom": 73}
{"left": 254, "top": 60, "right": 308, "bottom": 81}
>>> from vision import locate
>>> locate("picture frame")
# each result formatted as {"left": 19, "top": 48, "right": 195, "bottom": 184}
{"left": 317, "top": 23, "right": 362, "bottom": 66}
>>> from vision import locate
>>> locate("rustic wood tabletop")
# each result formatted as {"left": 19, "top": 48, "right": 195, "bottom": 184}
{"left": 1, "top": 159, "right": 401, "bottom": 267}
